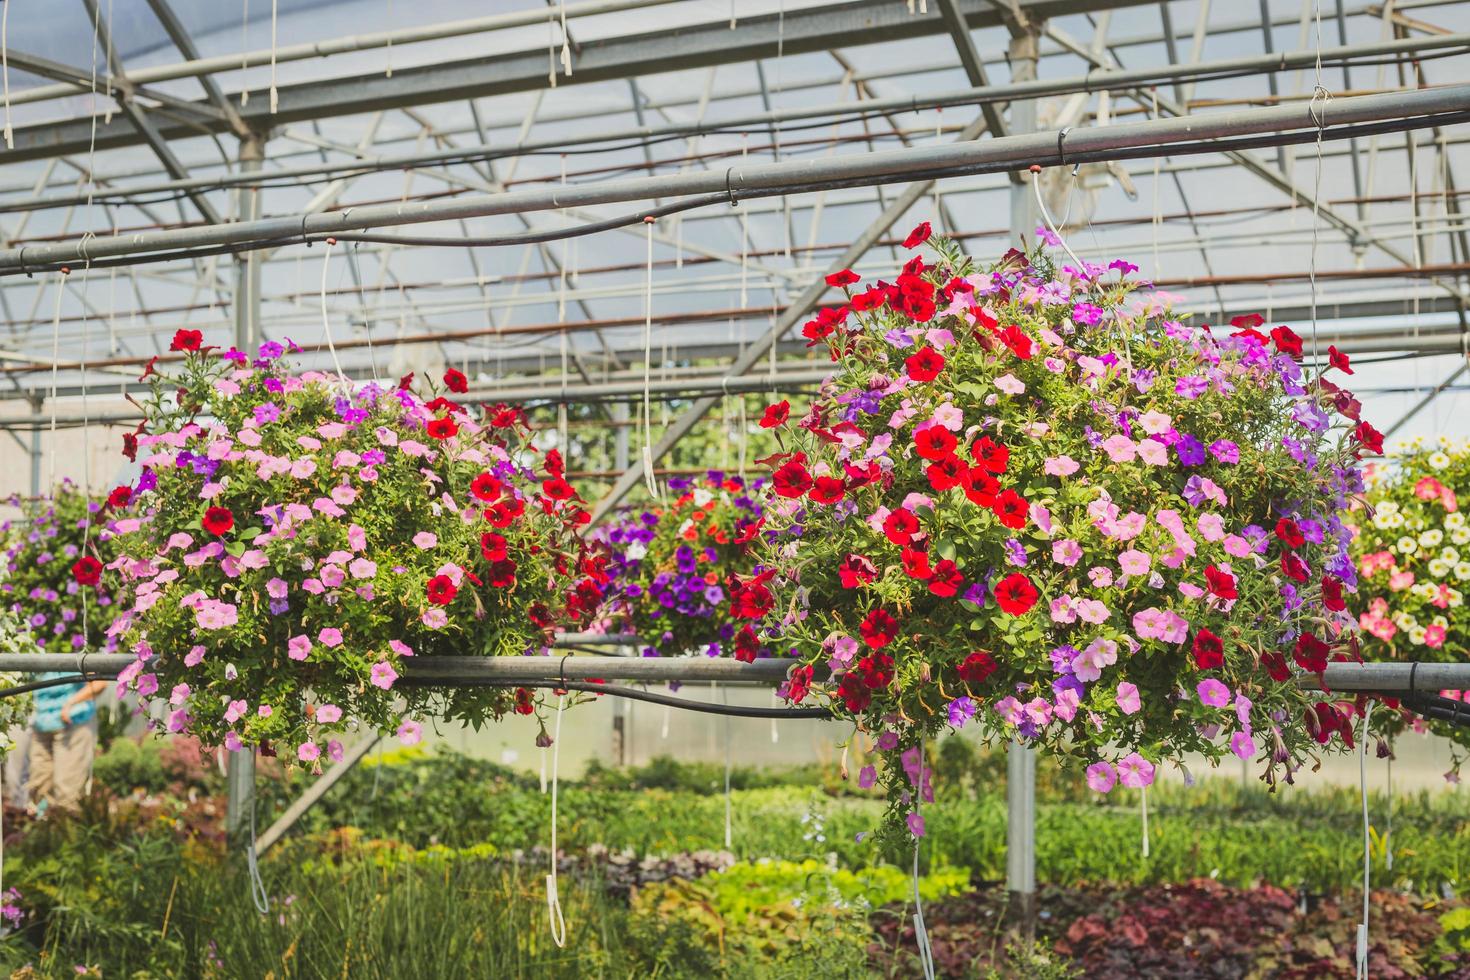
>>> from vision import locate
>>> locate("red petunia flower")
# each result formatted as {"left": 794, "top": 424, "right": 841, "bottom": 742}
{"left": 1321, "top": 576, "right": 1346, "bottom": 612}
{"left": 1294, "top": 633, "right": 1330, "bottom": 674}
{"left": 808, "top": 476, "right": 845, "bottom": 506}
{"left": 786, "top": 664, "right": 815, "bottom": 704}
{"left": 514, "top": 688, "right": 535, "bottom": 715}
{"left": 734, "top": 625, "right": 762, "bottom": 663}
{"left": 170, "top": 329, "right": 203, "bottom": 352}
{"left": 426, "top": 574, "right": 458, "bottom": 606}
{"left": 1280, "top": 552, "right": 1310, "bottom": 583}
{"left": 928, "top": 559, "right": 964, "bottom": 598}
{"left": 107, "top": 485, "right": 131, "bottom": 509}
{"left": 992, "top": 490, "right": 1028, "bottom": 530}
{"left": 1274, "top": 518, "right": 1305, "bottom": 549}
{"left": 905, "top": 346, "right": 946, "bottom": 383}
{"left": 882, "top": 509, "right": 920, "bottom": 547}
{"left": 1192, "top": 629, "right": 1225, "bottom": 670}
{"left": 545, "top": 448, "right": 566, "bottom": 478}
{"left": 471, "top": 473, "right": 503, "bottom": 502}
{"left": 859, "top": 608, "right": 899, "bottom": 649}
{"left": 201, "top": 506, "right": 234, "bottom": 536}
{"left": 1261, "top": 650, "right": 1291, "bottom": 682}
{"left": 851, "top": 288, "right": 886, "bottom": 312}
{"left": 426, "top": 416, "right": 459, "bottom": 440}
{"left": 857, "top": 653, "right": 895, "bottom": 689}
{"left": 486, "top": 497, "right": 525, "bottom": 528}
{"left": 1204, "top": 564, "right": 1237, "bottom": 600}
{"left": 1354, "top": 420, "right": 1384, "bottom": 454}
{"left": 489, "top": 404, "right": 523, "bottom": 428}
{"left": 962, "top": 468, "right": 999, "bottom": 507}
{"left": 994, "top": 573, "right": 1038, "bottom": 616}
{"left": 542, "top": 477, "right": 576, "bottom": 501}
{"left": 1231, "top": 313, "right": 1265, "bottom": 329}
{"left": 398, "top": 372, "right": 416, "bottom": 391}
{"left": 121, "top": 431, "right": 139, "bottom": 462}
{"left": 971, "top": 436, "right": 1009, "bottom": 474}
{"left": 480, "top": 532, "right": 508, "bottom": 562}
{"left": 914, "top": 425, "right": 957, "bottom": 461}
{"left": 901, "top": 548, "right": 933, "bottom": 580}
{"left": 759, "top": 400, "right": 791, "bottom": 428}
{"left": 838, "top": 553, "right": 877, "bottom": 589}
{"left": 443, "top": 368, "right": 469, "bottom": 393}
{"left": 1328, "top": 345, "right": 1353, "bottom": 375}
{"left": 487, "top": 559, "right": 517, "bottom": 589}
{"left": 1270, "top": 325, "right": 1303, "bottom": 358}
{"left": 730, "top": 570, "right": 777, "bottom": 619}
{"left": 772, "top": 458, "right": 814, "bottom": 498}
{"left": 71, "top": 555, "right": 102, "bottom": 587}
{"left": 825, "top": 269, "right": 860, "bottom": 288}
{"left": 901, "top": 221, "right": 932, "bottom": 249}
{"left": 926, "top": 456, "right": 966, "bottom": 492}
{"left": 998, "top": 324, "right": 1033, "bottom": 360}
{"left": 837, "top": 672, "right": 872, "bottom": 712}
{"left": 957, "top": 651, "right": 996, "bottom": 683}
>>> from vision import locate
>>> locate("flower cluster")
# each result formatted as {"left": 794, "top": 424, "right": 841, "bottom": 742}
{"left": 1350, "top": 439, "right": 1470, "bottom": 657}
{"left": 595, "top": 471, "right": 766, "bottom": 657}
{"left": 0, "top": 598, "right": 38, "bottom": 755}
{"left": 750, "top": 230, "right": 1372, "bottom": 840}
{"left": 1, "top": 481, "right": 119, "bottom": 653}
{"left": 107, "top": 335, "right": 608, "bottom": 762}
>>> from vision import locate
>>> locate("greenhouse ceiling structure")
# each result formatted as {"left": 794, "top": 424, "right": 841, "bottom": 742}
{"left": 0, "top": 0, "right": 1468, "bottom": 507}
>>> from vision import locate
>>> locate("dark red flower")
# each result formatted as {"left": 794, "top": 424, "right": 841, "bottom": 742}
{"left": 994, "top": 573, "right": 1038, "bottom": 616}
{"left": 1328, "top": 345, "right": 1353, "bottom": 375}
{"left": 928, "top": 559, "right": 964, "bottom": 598}
{"left": 838, "top": 554, "right": 878, "bottom": 589}
{"left": 957, "top": 651, "right": 996, "bottom": 684}
{"left": 1270, "top": 325, "right": 1303, "bottom": 358}
{"left": 1354, "top": 421, "right": 1384, "bottom": 454}
{"left": 480, "top": 532, "right": 508, "bottom": 562}
{"left": 489, "top": 404, "right": 523, "bottom": 428}
{"left": 901, "top": 548, "right": 932, "bottom": 580}
{"left": 734, "top": 625, "right": 762, "bottom": 663}
{"left": 398, "top": 372, "right": 416, "bottom": 391}
{"left": 914, "top": 426, "right": 957, "bottom": 461}
{"left": 998, "top": 324, "right": 1033, "bottom": 360}
{"left": 201, "top": 506, "right": 234, "bottom": 536}
{"left": 851, "top": 288, "right": 886, "bottom": 312}
{"left": 443, "top": 368, "right": 469, "bottom": 393}
{"left": 926, "top": 456, "right": 966, "bottom": 492}
{"left": 759, "top": 400, "right": 791, "bottom": 428}
{"left": 905, "top": 346, "right": 946, "bottom": 383}
{"left": 426, "top": 574, "right": 458, "bottom": 606}
{"left": 486, "top": 497, "right": 525, "bottom": 528}
{"left": 542, "top": 477, "right": 576, "bottom": 501}
{"left": 1275, "top": 518, "right": 1305, "bottom": 549}
{"left": 1280, "top": 552, "right": 1310, "bottom": 583}
{"left": 1294, "top": 633, "right": 1330, "bottom": 674}
{"left": 786, "top": 664, "right": 815, "bottom": 704}
{"left": 1261, "top": 650, "right": 1291, "bottom": 682}
{"left": 962, "top": 468, "right": 999, "bottom": 507}
{"left": 487, "top": 559, "right": 517, "bottom": 589}
{"left": 859, "top": 608, "right": 899, "bottom": 649}
{"left": 169, "top": 329, "right": 203, "bottom": 352}
{"left": 121, "top": 431, "right": 139, "bottom": 461}
{"left": 857, "top": 653, "right": 895, "bottom": 689}
{"left": 71, "top": 555, "right": 102, "bottom": 587}
{"left": 971, "top": 437, "right": 1009, "bottom": 474}
{"left": 426, "top": 416, "right": 459, "bottom": 440}
{"left": 1192, "top": 629, "right": 1225, "bottom": 671}
{"left": 837, "top": 672, "right": 871, "bottom": 712}
{"left": 825, "top": 269, "right": 860, "bottom": 288}
{"left": 1231, "top": 313, "right": 1265, "bottom": 329}
{"left": 1204, "top": 564, "right": 1237, "bottom": 600}
{"left": 883, "top": 509, "right": 920, "bottom": 547}
{"left": 470, "top": 473, "right": 503, "bottom": 502}
{"left": 772, "top": 458, "right": 814, "bottom": 498}
{"left": 514, "top": 688, "right": 535, "bottom": 715}
{"left": 1321, "top": 576, "right": 1347, "bottom": 612}
{"left": 107, "top": 485, "right": 131, "bottom": 509}
{"left": 139, "top": 356, "right": 160, "bottom": 381}
{"left": 730, "top": 571, "right": 777, "bottom": 619}
{"left": 901, "top": 221, "right": 932, "bottom": 249}
{"left": 808, "top": 476, "right": 845, "bottom": 506}
{"left": 545, "top": 448, "right": 566, "bottom": 477}
{"left": 992, "top": 490, "right": 1028, "bottom": 530}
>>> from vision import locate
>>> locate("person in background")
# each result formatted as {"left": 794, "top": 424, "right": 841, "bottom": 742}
{"left": 27, "top": 674, "right": 107, "bottom": 812}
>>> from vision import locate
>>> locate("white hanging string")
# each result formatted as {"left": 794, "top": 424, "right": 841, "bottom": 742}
{"left": 268, "top": 0, "right": 279, "bottom": 114}
{"left": 240, "top": 0, "right": 250, "bottom": 107}
{"left": 739, "top": 134, "right": 750, "bottom": 308}
{"left": 1150, "top": 88, "right": 1161, "bottom": 281}
{"left": 659, "top": 701, "right": 670, "bottom": 740}
{"left": 770, "top": 691, "right": 780, "bottom": 744}
{"left": 1140, "top": 785, "right": 1150, "bottom": 859}
{"left": 558, "top": 1, "right": 572, "bottom": 77}
{"left": 640, "top": 218, "right": 659, "bottom": 499}
{"left": 318, "top": 239, "right": 349, "bottom": 384}
{"left": 76, "top": 254, "right": 94, "bottom": 644}
{"left": 720, "top": 682, "right": 732, "bottom": 849}
{"left": 546, "top": 12, "right": 558, "bottom": 88}
{"left": 539, "top": 744, "right": 547, "bottom": 794}
{"left": 1357, "top": 700, "right": 1376, "bottom": 980}
{"left": 1, "top": 0, "right": 13, "bottom": 150}
{"left": 729, "top": 0, "right": 735, "bottom": 29}
{"left": 546, "top": 692, "right": 568, "bottom": 947}
{"left": 911, "top": 739, "right": 936, "bottom": 980}
{"left": 47, "top": 271, "right": 66, "bottom": 492}
{"left": 1385, "top": 752, "right": 1394, "bottom": 871}
{"left": 384, "top": 0, "right": 394, "bottom": 78}
{"left": 1306, "top": 0, "right": 1330, "bottom": 377}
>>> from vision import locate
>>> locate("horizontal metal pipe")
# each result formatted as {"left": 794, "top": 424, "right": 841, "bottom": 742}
{"left": 6, "top": 84, "right": 1468, "bottom": 272}
{"left": 0, "top": 652, "right": 795, "bottom": 683}
{"left": 5, "top": 32, "right": 1464, "bottom": 215}
{"left": 1318, "top": 662, "right": 1470, "bottom": 693}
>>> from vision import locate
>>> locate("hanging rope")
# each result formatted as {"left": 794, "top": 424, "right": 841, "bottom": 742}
{"left": 1306, "top": 0, "right": 1331, "bottom": 380}
{"left": 46, "top": 269, "right": 66, "bottom": 492}
{"left": 558, "top": 1, "right": 572, "bottom": 77}
{"left": 317, "top": 239, "right": 349, "bottom": 383}
{"left": 1140, "top": 784, "right": 1150, "bottom": 859}
{"left": 1385, "top": 752, "right": 1394, "bottom": 871}
{"left": 384, "top": 0, "right": 394, "bottom": 78}
{"left": 240, "top": 0, "right": 250, "bottom": 107}
{"left": 720, "top": 682, "right": 733, "bottom": 849}
{"left": 246, "top": 791, "right": 270, "bottom": 914}
{"left": 2, "top": 0, "right": 13, "bottom": 150}
{"left": 640, "top": 217, "right": 659, "bottom": 499}
{"left": 911, "top": 739, "right": 936, "bottom": 980}
{"left": 546, "top": 692, "right": 568, "bottom": 947}
{"left": 1357, "top": 700, "right": 1376, "bottom": 980}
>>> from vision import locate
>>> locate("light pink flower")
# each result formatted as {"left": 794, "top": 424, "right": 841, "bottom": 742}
{"left": 994, "top": 373, "right": 1025, "bottom": 395}
{"left": 1102, "top": 435, "right": 1137, "bottom": 463}
{"left": 1136, "top": 438, "right": 1168, "bottom": 466}
{"left": 348, "top": 524, "right": 368, "bottom": 552}
{"left": 1115, "top": 682, "right": 1141, "bottom": 715}
{"left": 302, "top": 578, "right": 325, "bottom": 595}
{"left": 257, "top": 705, "right": 273, "bottom": 718}
{"left": 1086, "top": 761, "right": 1117, "bottom": 793}
{"left": 331, "top": 484, "right": 358, "bottom": 506}
{"left": 397, "top": 720, "right": 423, "bottom": 746}
{"left": 267, "top": 577, "right": 289, "bottom": 599}
{"left": 1072, "top": 639, "right": 1118, "bottom": 682}
{"left": 1118, "top": 549, "right": 1151, "bottom": 578}
{"left": 349, "top": 558, "right": 377, "bottom": 580}
{"left": 389, "top": 639, "right": 414, "bottom": 658}
{"left": 316, "top": 704, "right": 342, "bottom": 724}
{"left": 1044, "top": 455, "right": 1079, "bottom": 477}
{"left": 931, "top": 403, "right": 964, "bottom": 431}
{"left": 1052, "top": 539, "right": 1083, "bottom": 567}
{"left": 184, "top": 645, "right": 205, "bottom": 667}
{"left": 224, "top": 699, "right": 247, "bottom": 724}
{"left": 1074, "top": 598, "right": 1109, "bottom": 625}
{"left": 1230, "top": 731, "right": 1257, "bottom": 760}
{"left": 422, "top": 608, "right": 448, "bottom": 629}
{"left": 1138, "top": 410, "right": 1172, "bottom": 434}
{"left": 413, "top": 531, "right": 438, "bottom": 550}
{"left": 1197, "top": 679, "right": 1231, "bottom": 708}
{"left": 994, "top": 696, "right": 1024, "bottom": 725}
{"left": 1088, "top": 566, "right": 1114, "bottom": 588}
{"left": 288, "top": 635, "right": 312, "bottom": 661}
{"left": 370, "top": 662, "right": 398, "bottom": 690}
{"left": 298, "top": 742, "right": 321, "bottom": 763}
{"left": 1117, "top": 753, "right": 1155, "bottom": 789}
{"left": 1054, "top": 688, "right": 1080, "bottom": 722}
{"left": 169, "top": 683, "right": 191, "bottom": 706}
{"left": 290, "top": 458, "right": 317, "bottom": 480}
{"left": 327, "top": 740, "right": 345, "bottom": 762}
{"left": 167, "top": 708, "right": 191, "bottom": 733}
{"left": 224, "top": 732, "right": 244, "bottom": 753}
{"left": 1196, "top": 513, "right": 1226, "bottom": 542}
{"left": 1049, "top": 595, "right": 1077, "bottom": 624}
{"left": 318, "top": 628, "right": 344, "bottom": 648}
{"left": 320, "top": 564, "right": 346, "bottom": 588}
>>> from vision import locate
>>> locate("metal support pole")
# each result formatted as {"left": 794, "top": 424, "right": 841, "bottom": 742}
{"left": 1006, "top": 17, "right": 1041, "bottom": 944}
{"left": 234, "top": 134, "right": 265, "bottom": 353}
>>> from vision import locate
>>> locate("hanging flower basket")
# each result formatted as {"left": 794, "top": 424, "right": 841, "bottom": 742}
{"left": 2, "top": 481, "right": 120, "bottom": 653}
{"left": 594, "top": 471, "right": 767, "bottom": 657}
{"left": 748, "top": 229, "right": 1375, "bottom": 841}
{"left": 1349, "top": 438, "right": 1470, "bottom": 764}
{"left": 107, "top": 335, "right": 607, "bottom": 763}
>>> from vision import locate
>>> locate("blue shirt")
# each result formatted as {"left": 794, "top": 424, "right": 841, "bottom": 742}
{"left": 31, "top": 672, "right": 95, "bottom": 733}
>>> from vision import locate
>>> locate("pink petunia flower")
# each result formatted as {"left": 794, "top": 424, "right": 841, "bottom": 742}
{"left": 1116, "top": 753, "right": 1155, "bottom": 789}
{"left": 370, "top": 662, "right": 398, "bottom": 690}
{"left": 316, "top": 704, "right": 342, "bottom": 724}
{"left": 297, "top": 742, "right": 320, "bottom": 763}
{"left": 318, "top": 628, "right": 344, "bottom": 648}
{"left": 1116, "top": 682, "right": 1141, "bottom": 715}
{"left": 288, "top": 635, "right": 312, "bottom": 661}
{"left": 397, "top": 720, "right": 423, "bottom": 746}
{"left": 1086, "top": 761, "right": 1117, "bottom": 793}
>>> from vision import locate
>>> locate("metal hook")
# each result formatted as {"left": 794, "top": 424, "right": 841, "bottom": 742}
{"left": 1056, "top": 126, "right": 1074, "bottom": 167}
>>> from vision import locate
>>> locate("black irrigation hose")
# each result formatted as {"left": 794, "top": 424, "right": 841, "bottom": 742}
{"left": 404, "top": 679, "right": 834, "bottom": 719}
{"left": 0, "top": 673, "right": 110, "bottom": 698}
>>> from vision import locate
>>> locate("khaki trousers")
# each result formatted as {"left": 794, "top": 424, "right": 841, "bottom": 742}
{"left": 27, "top": 721, "right": 96, "bottom": 810}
